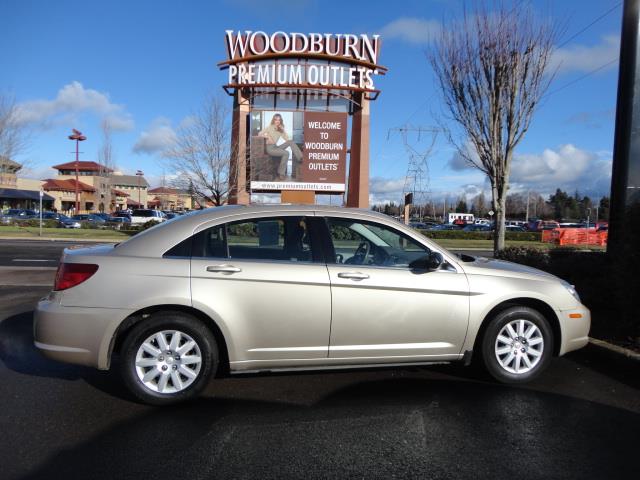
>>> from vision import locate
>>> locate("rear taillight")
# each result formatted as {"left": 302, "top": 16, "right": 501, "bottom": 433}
{"left": 53, "top": 263, "right": 99, "bottom": 291}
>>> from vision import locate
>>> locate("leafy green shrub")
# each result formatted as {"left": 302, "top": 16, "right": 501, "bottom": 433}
{"left": 18, "top": 219, "right": 61, "bottom": 228}
{"left": 141, "top": 220, "right": 161, "bottom": 230}
{"left": 495, "top": 246, "right": 549, "bottom": 270}
{"left": 80, "top": 222, "right": 101, "bottom": 229}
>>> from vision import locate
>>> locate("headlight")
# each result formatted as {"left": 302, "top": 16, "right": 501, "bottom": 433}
{"left": 561, "top": 280, "right": 581, "bottom": 303}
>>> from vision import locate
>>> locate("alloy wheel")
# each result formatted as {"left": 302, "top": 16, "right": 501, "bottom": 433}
{"left": 134, "top": 330, "right": 203, "bottom": 394}
{"left": 494, "top": 319, "right": 544, "bottom": 374}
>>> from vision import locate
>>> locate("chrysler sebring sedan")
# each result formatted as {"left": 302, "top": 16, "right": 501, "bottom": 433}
{"left": 34, "top": 205, "right": 590, "bottom": 405}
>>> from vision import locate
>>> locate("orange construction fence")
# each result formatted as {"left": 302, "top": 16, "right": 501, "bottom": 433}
{"left": 541, "top": 228, "right": 607, "bottom": 246}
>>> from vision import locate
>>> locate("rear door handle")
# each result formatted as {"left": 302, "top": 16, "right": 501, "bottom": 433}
{"left": 206, "top": 264, "right": 242, "bottom": 274}
{"left": 337, "top": 271, "right": 369, "bottom": 280}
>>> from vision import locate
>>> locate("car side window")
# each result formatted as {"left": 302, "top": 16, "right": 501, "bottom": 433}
{"left": 325, "top": 218, "right": 430, "bottom": 267}
{"left": 187, "top": 216, "right": 317, "bottom": 263}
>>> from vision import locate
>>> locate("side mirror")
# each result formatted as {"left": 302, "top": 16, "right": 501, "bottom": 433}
{"left": 426, "top": 252, "right": 444, "bottom": 270}
{"left": 410, "top": 252, "right": 444, "bottom": 271}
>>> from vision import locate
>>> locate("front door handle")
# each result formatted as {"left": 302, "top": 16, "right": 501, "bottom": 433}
{"left": 337, "top": 271, "right": 369, "bottom": 280}
{"left": 206, "top": 264, "right": 242, "bottom": 274}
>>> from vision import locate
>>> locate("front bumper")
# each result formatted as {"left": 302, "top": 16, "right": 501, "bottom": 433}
{"left": 34, "top": 296, "right": 133, "bottom": 370}
{"left": 558, "top": 304, "right": 591, "bottom": 355}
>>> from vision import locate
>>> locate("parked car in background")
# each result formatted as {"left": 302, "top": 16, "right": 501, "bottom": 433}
{"left": 34, "top": 205, "right": 591, "bottom": 405}
{"left": 527, "top": 219, "right": 560, "bottom": 231}
{"left": 505, "top": 225, "right": 527, "bottom": 232}
{"left": 4, "top": 208, "right": 37, "bottom": 220}
{"left": 463, "top": 224, "right": 491, "bottom": 232}
{"left": 474, "top": 219, "right": 491, "bottom": 226}
{"left": 130, "top": 209, "right": 166, "bottom": 225}
{"left": 505, "top": 220, "right": 526, "bottom": 227}
{"left": 105, "top": 216, "right": 131, "bottom": 230}
{"left": 409, "top": 221, "right": 437, "bottom": 230}
{"left": 71, "top": 214, "right": 107, "bottom": 226}
{"left": 428, "top": 224, "right": 461, "bottom": 231}
{"left": 42, "top": 212, "right": 81, "bottom": 229}
{"left": 559, "top": 222, "right": 582, "bottom": 228}
{"left": 112, "top": 211, "right": 132, "bottom": 221}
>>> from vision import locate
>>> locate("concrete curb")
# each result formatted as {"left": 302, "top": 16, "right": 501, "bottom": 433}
{"left": 589, "top": 337, "right": 640, "bottom": 362}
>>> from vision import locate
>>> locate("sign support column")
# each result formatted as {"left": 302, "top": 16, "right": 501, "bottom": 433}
{"left": 228, "top": 89, "right": 251, "bottom": 205}
{"left": 346, "top": 94, "right": 370, "bottom": 208}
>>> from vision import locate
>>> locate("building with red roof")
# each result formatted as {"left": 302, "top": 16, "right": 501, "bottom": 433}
{"left": 147, "top": 186, "right": 193, "bottom": 210}
{"left": 51, "top": 161, "right": 114, "bottom": 175}
{"left": 43, "top": 161, "right": 148, "bottom": 213}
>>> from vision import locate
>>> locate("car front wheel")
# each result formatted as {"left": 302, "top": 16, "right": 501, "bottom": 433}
{"left": 120, "top": 312, "right": 218, "bottom": 405}
{"left": 480, "top": 306, "right": 553, "bottom": 383}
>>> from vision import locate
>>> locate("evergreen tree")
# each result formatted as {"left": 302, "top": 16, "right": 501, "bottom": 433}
{"left": 456, "top": 198, "right": 468, "bottom": 213}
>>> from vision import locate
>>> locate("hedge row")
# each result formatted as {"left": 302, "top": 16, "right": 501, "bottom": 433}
{"left": 417, "top": 229, "right": 541, "bottom": 241}
{"left": 6, "top": 219, "right": 61, "bottom": 228}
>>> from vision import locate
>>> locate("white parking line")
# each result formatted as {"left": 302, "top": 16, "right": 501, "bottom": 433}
{"left": 12, "top": 259, "right": 55, "bottom": 262}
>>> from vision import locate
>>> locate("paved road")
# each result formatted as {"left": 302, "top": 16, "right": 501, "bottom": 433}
{"left": 0, "top": 271, "right": 638, "bottom": 479}
{"left": 0, "top": 239, "right": 108, "bottom": 267}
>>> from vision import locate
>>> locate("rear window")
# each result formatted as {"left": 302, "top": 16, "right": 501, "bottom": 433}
{"left": 164, "top": 236, "right": 192, "bottom": 258}
{"left": 132, "top": 210, "right": 155, "bottom": 217}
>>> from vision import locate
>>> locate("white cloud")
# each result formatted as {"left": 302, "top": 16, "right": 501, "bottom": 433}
{"left": 369, "top": 176, "right": 406, "bottom": 204}
{"left": 132, "top": 117, "right": 177, "bottom": 155}
{"left": 550, "top": 35, "right": 620, "bottom": 74}
{"left": 18, "top": 165, "right": 58, "bottom": 181}
{"left": 378, "top": 17, "right": 441, "bottom": 44}
{"left": 510, "top": 144, "right": 611, "bottom": 197}
{"left": 15, "top": 81, "right": 134, "bottom": 130}
{"left": 447, "top": 142, "right": 480, "bottom": 171}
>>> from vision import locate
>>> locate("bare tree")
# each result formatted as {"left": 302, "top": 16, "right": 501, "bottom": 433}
{"left": 163, "top": 95, "right": 234, "bottom": 207}
{"left": 96, "top": 119, "right": 115, "bottom": 212}
{"left": 0, "top": 93, "right": 30, "bottom": 164}
{"left": 429, "top": 2, "right": 557, "bottom": 252}
{"left": 97, "top": 119, "right": 115, "bottom": 171}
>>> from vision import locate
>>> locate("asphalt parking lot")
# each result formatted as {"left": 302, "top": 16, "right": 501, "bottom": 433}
{"left": 0, "top": 240, "right": 638, "bottom": 480}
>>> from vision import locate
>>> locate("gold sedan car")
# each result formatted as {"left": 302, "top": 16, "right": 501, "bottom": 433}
{"left": 34, "top": 206, "right": 590, "bottom": 405}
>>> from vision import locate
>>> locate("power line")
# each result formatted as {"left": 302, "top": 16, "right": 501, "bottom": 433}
{"left": 543, "top": 58, "right": 619, "bottom": 99}
{"left": 388, "top": 126, "right": 439, "bottom": 216}
{"left": 558, "top": 2, "right": 622, "bottom": 48}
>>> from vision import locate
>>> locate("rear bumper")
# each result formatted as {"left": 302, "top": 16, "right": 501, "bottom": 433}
{"left": 558, "top": 304, "right": 591, "bottom": 355}
{"left": 34, "top": 296, "right": 133, "bottom": 370}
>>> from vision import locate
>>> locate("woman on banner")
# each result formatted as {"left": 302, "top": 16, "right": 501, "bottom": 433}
{"left": 259, "top": 113, "right": 303, "bottom": 181}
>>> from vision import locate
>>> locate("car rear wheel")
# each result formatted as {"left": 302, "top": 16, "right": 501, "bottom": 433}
{"left": 120, "top": 312, "right": 218, "bottom": 405}
{"left": 480, "top": 306, "right": 553, "bottom": 383}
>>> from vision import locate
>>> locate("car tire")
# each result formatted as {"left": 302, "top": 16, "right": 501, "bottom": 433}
{"left": 120, "top": 311, "right": 218, "bottom": 405}
{"left": 480, "top": 306, "right": 553, "bottom": 384}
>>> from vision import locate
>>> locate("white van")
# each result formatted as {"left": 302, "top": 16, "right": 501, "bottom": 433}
{"left": 447, "top": 213, "right": 474, "bottom": 224}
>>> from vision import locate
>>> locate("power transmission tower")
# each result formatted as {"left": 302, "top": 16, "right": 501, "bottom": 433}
{"left": 387, "top": 125, "right": 439, "bottom": 220}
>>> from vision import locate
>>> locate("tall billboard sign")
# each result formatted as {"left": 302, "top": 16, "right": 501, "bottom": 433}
{"left": 249, "top": 110, "right": 347, "bottom": 191}
{"left": 219, "top": 31, "right": 386, "bottom": 201}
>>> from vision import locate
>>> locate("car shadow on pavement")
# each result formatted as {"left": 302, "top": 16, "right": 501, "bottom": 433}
{"left": 0, "top": 310, "right": 132, "bottom": 401}
{"left": 17, "top": 376, "right": 640, "bottom": 480}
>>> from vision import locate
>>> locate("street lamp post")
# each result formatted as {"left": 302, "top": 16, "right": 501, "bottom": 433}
{"left": 68, "top": 129, "right": 86, "bottom": 213}
{"left": 136, "top": 170, "right": 144, "bottom": 208}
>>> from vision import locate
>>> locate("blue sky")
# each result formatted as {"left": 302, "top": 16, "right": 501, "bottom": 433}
{"left": 0, "top": 0, "right": 622, "bottom": 204}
